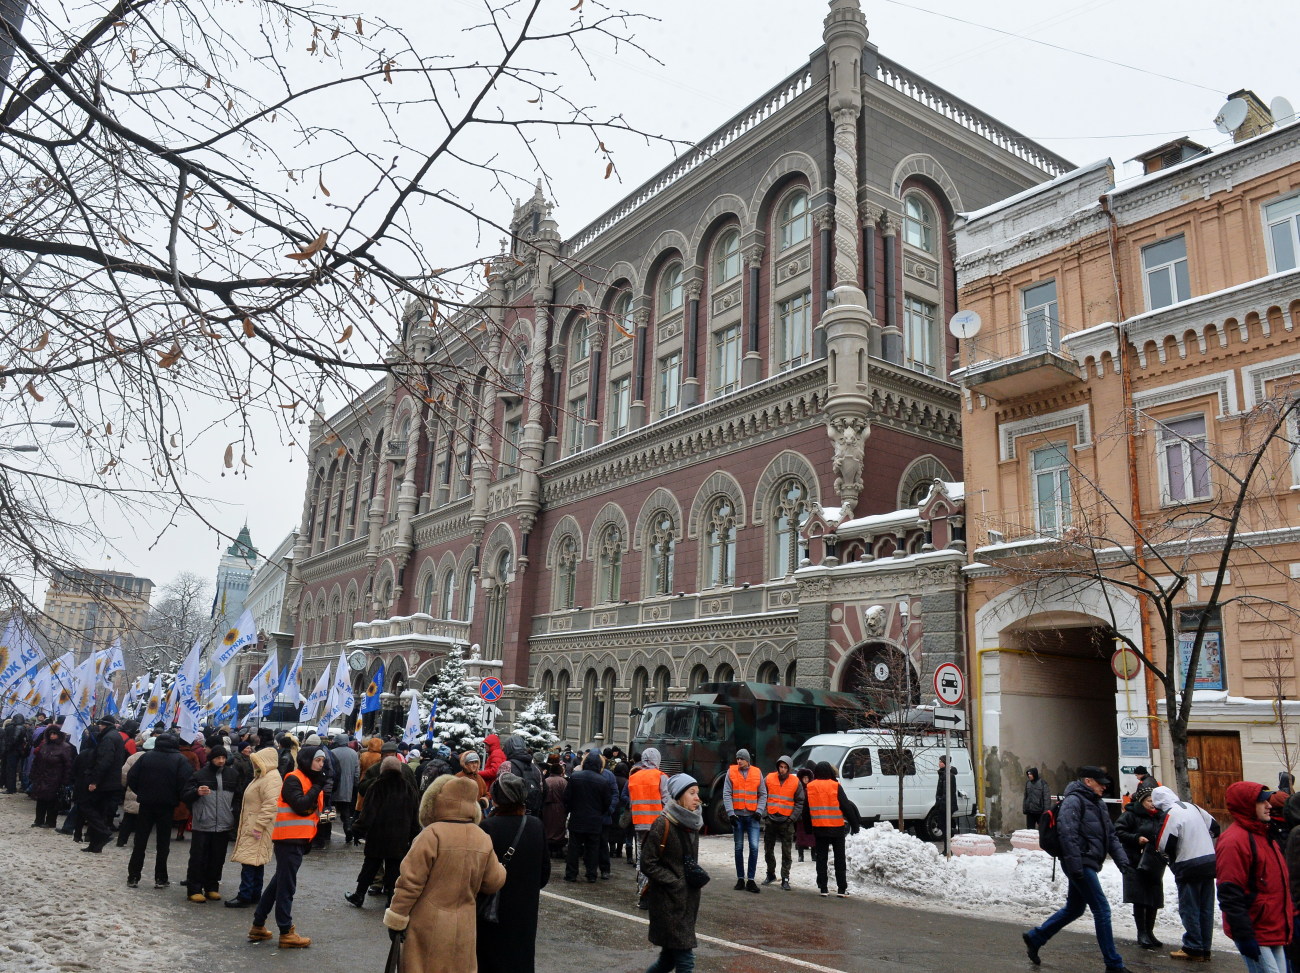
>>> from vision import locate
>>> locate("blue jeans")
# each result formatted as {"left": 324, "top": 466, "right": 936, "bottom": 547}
{"left": 1177, "top": 876, "right": 1217, "bottom": 953}
{"left": 646, "top": 947, "right": 695, "bottom": 972}
{"left": 1028, "top": 867, "right": 1124, "bottom": 970}
{"left": 732, "top": 814, "right": 760, "bottom": 880}
{"left": 238, "top": 863, "right": 264, "bottom": 903}
{"left": 1242, "top": 945, "right": 1289, "bottom": 973}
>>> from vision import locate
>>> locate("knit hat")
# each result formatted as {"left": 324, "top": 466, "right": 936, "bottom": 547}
{"left": 492, "top": 771, "right": 528, "bottom": 807}
{"left": 735, "top": 748, "right": 751, "bottom": 762}
{"left": 380, "top": 740, "right": 398, "bottom": 754}
{"left": 304, "top": 733, "right": 322, "bottom": 746}
{"left": 1132, "top": 783, "right": 1155, "bottom": 806}
{"left": 641, "top": 747, "right": 661, "bottom": 770}
{"left": 461, "top": 750, "right": 481, "bottom": 766}
{"left": 208, "top": 745, "right": 229, "bottom": 761}
{"left": 668, "top": 773, "right": 698, "bottom": 800}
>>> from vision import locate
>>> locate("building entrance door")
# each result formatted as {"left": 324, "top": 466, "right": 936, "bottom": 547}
{"left": 1187, "top": 731, "right": 1242, "bottom": 824}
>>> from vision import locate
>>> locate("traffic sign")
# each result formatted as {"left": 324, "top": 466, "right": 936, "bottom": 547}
{"left": 933, "top": 707, "right": 967, "bottom": 731}
{"left": 933, "top": 662, "right": 965, "bottom": 706}
{"left": 478, "top": 676, "right": 504, "bottom": 702}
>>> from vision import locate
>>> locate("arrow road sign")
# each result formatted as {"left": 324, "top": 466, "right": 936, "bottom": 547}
{"left": 933, "top": 707, "right": 967, "bottom": 731}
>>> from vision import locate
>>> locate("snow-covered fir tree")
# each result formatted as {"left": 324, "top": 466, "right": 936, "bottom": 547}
{"left": 511, "top": 694, "right": 559, "bottom": 752}
{"left": 421, "top": 644, "right": 487, "bottom": 754}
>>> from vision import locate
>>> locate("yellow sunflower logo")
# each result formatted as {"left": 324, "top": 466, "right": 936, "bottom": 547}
{"left": 222, "top": 627, "right": 240, "bottom": 646}
{"left": 366, "top": 681, "right": 379, "bottom": 697}
{"left": 354, "top": 714, "right": 363, "bottom": 733}
{"left": 50, "top": 659, "right": 62, "bottom": 674}
{"left": 58, "top": 688, "right": 72, "bottom": 705}
{"left": 78, "top": 688, "right": 91, "bottom": 710}
{"left": 146, "top": 695, "right": 160, "bottom": 715}
{"left": 0, "top": 645, "right": 9, "bottom": 669}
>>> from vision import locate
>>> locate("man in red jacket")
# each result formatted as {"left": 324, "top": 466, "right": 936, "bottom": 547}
{"left": 1216, "top": 781, "right": 1293, "bottom": 973}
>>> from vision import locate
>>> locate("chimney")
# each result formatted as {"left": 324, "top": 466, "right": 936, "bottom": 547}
{"left": 1226, "top": 89, "right": 1274, "bottom": 143}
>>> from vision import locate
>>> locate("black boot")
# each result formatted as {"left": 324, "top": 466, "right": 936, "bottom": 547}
{"left": 1145, "top": 909, "right": 1163, "bottom": 949}
{"left": 1134, "top": 906, "right": 1155, "bottom": 949}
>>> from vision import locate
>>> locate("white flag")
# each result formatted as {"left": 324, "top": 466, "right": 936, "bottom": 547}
{"left": 319, "top": 650, "right": 353, "bottom": 735}
{"left": 281, "top": 647, "right": 304, "bottom": 710}
{"left": 250, "top": 653, "right": 279, "bottom": 721}
{"left": 402, "top": 695, "right": 423, "bottom": 746}
{"left": 101, "top": 640, "right": 126, "bottom": 686}
{"left": 72, "top": 656, "right": 97, "bottom": 720}
{"left": 304, "top": 663, "right": 331, "bottom": 725}
{"left": 139, "top": 673, "right": 165, "bottom": 731}
{"left": 0, "top": 617, "right": 43, "bottom": 693}
{"left": 213, "top": 608, "right": 258, "bottom": 669}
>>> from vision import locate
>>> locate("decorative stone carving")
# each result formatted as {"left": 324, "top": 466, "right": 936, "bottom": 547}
{"left": 863, "top": 603, "right": 887, "bottom": 636}
{"left": 744, "top": 244, "right": 765, "bottom": 269}
{"left": 568, "top": 361, "right": 589, "bottom": 388}
{"left": 827, "top": 415, "right": 870, "bottom": 518}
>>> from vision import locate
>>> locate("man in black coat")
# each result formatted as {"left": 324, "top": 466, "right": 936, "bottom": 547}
{"left": 81, "top": 715, "right": 127, "bottom": 852}
{"left": 563, "top": 753, "right": 615, "bottom": 882}
{"left": 1, "top": 714, "right": 31, "bottom": 793}
{"left": 126, "top": 733, "right": 194, "bottom": 888}
{"left": 503, "top": 734, "right": 544, "bottom": 817}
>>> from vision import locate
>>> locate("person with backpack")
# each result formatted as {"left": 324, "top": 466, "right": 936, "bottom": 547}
{"left": 1023, "top": 765, "right": 1134, "bottom": 973}
{"left": 1153, "top": 784, "right": 1220, "bottom": 961}
{"left": 502, "top": 734, "right": 544, "bottom": 818}
{"left": 1217, "top": 781, "right": 1292, "bottom": 973}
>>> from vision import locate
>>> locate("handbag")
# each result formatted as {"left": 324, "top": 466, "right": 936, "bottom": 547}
{"left": 383, "top": 933, "right": 402, "bottom": 973}
{"left": 477, "top": 815, "right": 529, "bottom": 924}
{"left": 639, "top": 816, "right": 672, "bottom": 900}
{"left": 1136, "top": 841, "right": 1166, "bottom": 876}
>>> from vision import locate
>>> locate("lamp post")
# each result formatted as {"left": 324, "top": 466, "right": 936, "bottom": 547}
{"left": 0, "top": 444, "right": 37, "bottom": 452}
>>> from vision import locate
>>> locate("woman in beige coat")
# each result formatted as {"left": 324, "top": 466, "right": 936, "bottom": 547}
{"left": 225, "top": 747, "right": 281, "bottom": 908}
{"left": 383, "top": 775, "right": 506, "bottom": 973}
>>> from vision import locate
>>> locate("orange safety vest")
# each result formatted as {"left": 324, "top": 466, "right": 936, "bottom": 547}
{"left": 272, "top": 769, "right": 323, "bottom": 840}
{"left": 765, "top": 772, "right": 799, "bottom": 818}
{"left": 628, "top": 768, "right": 665, "bottom": 827}
{"left": 728, "top": 764, "right": 761, "bottom": 814}
{"left": 805, "top": 779, "right": 845, "bottom": 828}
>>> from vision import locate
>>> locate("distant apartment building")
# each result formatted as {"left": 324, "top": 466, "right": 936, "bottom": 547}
{"left": 953, "top": 93, "right": 1300, "bottom": 828}
{"left": 236, "top": 530, "right": 297, "bottom": 689}
{"left": 42, "top": 568, "right": 153, "bottom": 661}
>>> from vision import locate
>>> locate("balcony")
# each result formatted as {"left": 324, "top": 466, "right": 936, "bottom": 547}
{"left": 350, "top": 613, "right": 471, "bottom": 651}
{"left": 950, "top": 322, "right": 1081, "bottom": 401}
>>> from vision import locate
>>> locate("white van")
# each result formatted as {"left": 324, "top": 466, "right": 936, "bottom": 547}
{"left": 791, "top": 731, "right": 976, "bottom": 839}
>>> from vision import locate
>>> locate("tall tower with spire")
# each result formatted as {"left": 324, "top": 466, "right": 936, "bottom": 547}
{"left": 212, "top": 523, "right": 258, "bottom": 633}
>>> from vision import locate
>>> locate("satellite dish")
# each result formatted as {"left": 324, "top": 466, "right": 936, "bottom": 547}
{"left": 1214, "top": 97, "right": 1248, "bottom": 135}
{"left": 1272, "top": 96, "right": 1296, "bottom": 126}
{"left": 948, "top": 309, "right": 982, "bottom": 340}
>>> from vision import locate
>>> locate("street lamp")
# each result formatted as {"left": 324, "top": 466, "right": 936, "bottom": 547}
{"left": 0, "top": 444, "right": 37, "bottom": 452}
{"left": 0, "top": 420, "right": 76, "bottom": 430}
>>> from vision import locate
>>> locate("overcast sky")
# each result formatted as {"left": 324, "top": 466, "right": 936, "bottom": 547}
{"left": 50, "top": 0, "right": 1296, "bottom": 601}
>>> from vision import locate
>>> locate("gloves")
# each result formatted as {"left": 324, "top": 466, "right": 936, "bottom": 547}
{"left": 1234, "top": 938, "right": 1261, "bottom": 961}
{"left": 728, "top": 814, "right": 738, "bottom": 826}
{"left": 389, "top": 928, "right": 405, "bottom": 944}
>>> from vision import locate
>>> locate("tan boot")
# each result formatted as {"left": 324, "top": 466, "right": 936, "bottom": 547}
{"left": 278, "top": 927, "right": 311, "bottom": 949}
{"left": 205, "top": 891, "right": 222, "bottom": 901}
{"left": 247, "top": 924, "right": 272, "bottom": 942}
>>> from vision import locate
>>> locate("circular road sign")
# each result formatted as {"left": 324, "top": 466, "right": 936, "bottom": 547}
{"left": 933, "top": 662, "right": 965, "bottom": 706}
{"left": 479, "top": 676, "right": 504, "bottom": 703}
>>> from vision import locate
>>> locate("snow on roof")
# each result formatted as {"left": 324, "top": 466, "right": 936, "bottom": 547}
{"left": 960, "top": 158, "right": 1113, "bottom": 224}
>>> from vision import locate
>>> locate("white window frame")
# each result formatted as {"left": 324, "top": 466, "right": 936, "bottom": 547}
{"left": 903, "top": 193, "right": 936, "bottom": 253}
{"left": 613, "top": 292, "right": 635, "bottom": 338}
{"left": 566, "top": 395, "right": 587, "bottom": 455}
{"left": 1031, "top": 442, "right": 1072, "bottom": 536}
{"left": 778, "top": 190, "right": 810, "bottom": 251}
{"left": 658, "top": 262, "right": 684, "bottom": 315}
{"left": 498, "top": 417, "right": 522, "bottom": 477}
{"left": 713, "top": 229, "right": 741, "bottom": 285}
{"left": 658, "top": 351, "right": 682, "bottom": 418}
{"left": 608, "top": 375, "right": 630, "bottom": 437}
{"left": 571, "top": 318, "right": 590, "bottom": 362}
{"left": 1156, "top": 414, "right": 1213, "bottom": 505}
{"left": 777, "top": 290, "right": 811, "bottom": 371}
{"left": 1142, "top": 234, "right": 1190, "bottom": 310}
{"left": 1021, "top": 279, "right": 1060, "bottom": 353}
{"left": 713, "top": 324, "right": 742, "bottom": 397}
{"left": 903, "top": 295, "right": 937, "bottom": 375}
{"left": 1264, "top": 193, "right": 1300, "bottom": 274}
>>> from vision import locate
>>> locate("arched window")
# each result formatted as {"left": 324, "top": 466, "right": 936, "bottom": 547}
{"left": 542, "top": 671, "right": 557, "bottom": 722}
{"left": 786, "top": 660, "right": 798, "bottom": 687}
{"left": 601, "top": 668, "right": 616, "bottom": 740}
{"left": 653, "top": 665, "right": 671, "bottom": 701}
{"left": 463, "top": 572, "right": 477, "bottom": 622}
{"left": 596, "top": 524, "right": 623, "bottom": 604}
{"left": 379, "top": 578, "right": 393, "bottom": 615}
{"left": 441, "top": 570, "right": 457, "bottom": 620}
{"left": 713, "top": 229, "right": 741, "bottom": 284}
{"left": 904, "top": 193, "right": 936, "bottom": 253}
{"left": 646, "top": 512, "right": 676, "bottom": 596}
{"left": 714, "top": 662, "right": 734, "bottom": 683}
{"left": 631, "top": 667, "right": 649, "bottom": 711}
{"left": 571, "top": 318, "right": 590, "bottom": 362}
{"left": 757, "top": 661, "right": 781, "bottom": 685}
{"left": 484, "top": 549, "right": 512, "bottom": 659}
{"left": 583, "top": 669, "right": 600, "bottom": 739}
{"left": 689, "top": 664, "right": 710, "bottom": 690}
{"left": 658, "top": 261, "right": 683, "bottom": 315}
{"left": 419, "top": 574, "right": 435, "bottom": 615}
{"left": 555, "top": 535, "right": 579, "bottom": 610}
{"left": 556, "top": 670, "right": 570, "bottom": 736}
{"left": 771, "top": 478, "right": 810, "bottom": 577}
{"left": 613, "top": 292, "right": 634, "bottom": 338}
{"left": 704, "top": 496, "right": 737, "bottom": 588}
{"left": 778, "top": 190, "right": 810, "bottom": 250}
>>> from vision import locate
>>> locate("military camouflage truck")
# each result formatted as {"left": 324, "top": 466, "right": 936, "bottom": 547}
{"left": 630, "top": 682, "right": 862, "bottom": 832}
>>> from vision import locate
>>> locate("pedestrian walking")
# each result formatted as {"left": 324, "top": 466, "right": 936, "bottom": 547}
{"left": 542, "top": 755, "right": 569, "bottom": 859}
{"left": 174, "top": 735, "right": 201, "bottom": 841}
{"left": 226, "top": 746, "right": 281, "bottom": 909}
{"left": 935, "top": 753, "right": 959, "bottom": 837}
{"left": 640, "top": 773, "right": 708, "bottom": 973}
{"left": 1, "top": 714, "right": 30, "bottom": 793}
{"left": 1282, "top": 792, "right": 1300, "bottom": 973}
{"left": 331, "top": 733, "right": 361, "bottom": 844}
{"left": 181, "top": 745, "right": 242, "bottom": 902}
{"left": 795, "top": 764, "right": 816, "bottom": 862}
{"left": 806, "top": 760, "right": 861, "bottom": 898}
{"left": 1022, "top": 766, "right": 1133, "bottom": 973}
{"left": 1153, "top": 784, "right": 1219, "bottom": 961}
{"left": 81, "top": 715, "right": 127, "bottom": 852}
{"left": 1023, "top": 767, "right": 1051, "bottom": 829}
{"left": 118, "top": 743, "right": 146, "bottom": 846}
{"left": 476, "top": 773, "right": 551, "bottom": 973}
{"left": 502, "top": 734, "right": 544, "bottom": 817}
{"left": 29, "top": 725, "right": 73, "bottom": 828}
{"left": 724, "top": 748, "right": 766, "bottom": 892}
{"left": 248, "top": 745, "right": 326, "bottom": 949}
{"left": 629, "top": 747, "right": 670, "bottom": 901}
{"left": 482, "top": 732, "right": 507, "bottom": 787}
{"left": 1217, "top": 781, "right": 1292, "bottom": 973}
{"left": 382, "top": 774, "right": 507, "bottom": 973}
{"left": 1114, "top": 783, "right": 1167, "bottom": 949}
{"left": 126, "top": 732, "right": 195, "bottom": 889}
{"left": 344, "top": 756, "right": 420, "bottom": 908}
{"left": 563, "top": 752, "right": 615, "bottom": 883}
{"left": 762, "top": 755, "right": 804, "bottom": 890}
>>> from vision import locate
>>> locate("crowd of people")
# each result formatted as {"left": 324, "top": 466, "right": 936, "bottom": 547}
{"left": 1022, "top": 764, "right": 1300, "bottom": 973}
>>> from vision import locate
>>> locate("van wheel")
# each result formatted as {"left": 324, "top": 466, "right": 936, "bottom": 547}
{"left": 709, "top": 783, "right": 731, "bottom": 835}
{"left": 923, "top": 807, "right": 946, "bottom": 841}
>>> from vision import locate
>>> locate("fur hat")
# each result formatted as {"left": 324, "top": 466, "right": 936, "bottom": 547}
{"left": 492, "top": 771, "right": 528, "bottom": 808}
{"left": 419, "top": 774, "right": 482, "bottom": 828}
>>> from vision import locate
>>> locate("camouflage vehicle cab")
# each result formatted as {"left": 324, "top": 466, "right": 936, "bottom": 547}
{"left": 630, "top": 682, "right": 861, "bottom": 832}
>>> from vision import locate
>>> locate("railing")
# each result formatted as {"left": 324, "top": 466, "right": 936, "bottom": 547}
{"left": 874, "top": 56, "right": 1072, "bottom": 178}
{"left": 565, "top": 65, "right": 816, "bottom": 255}
{"left": 351, "top": 613, "right": 471, "bottom": 645}
{"left": 386, "top": 439, "right": 408, "bottom": 457}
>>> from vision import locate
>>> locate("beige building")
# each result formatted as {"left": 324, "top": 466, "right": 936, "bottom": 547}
{"left": 953, "top": 95, "right": 1300, "bottom": 829}
{"left": 42, "top": 568, "right": 153, "bottom": 662}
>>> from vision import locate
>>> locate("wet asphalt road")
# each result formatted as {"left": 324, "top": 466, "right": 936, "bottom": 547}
{"left": 142, "top": 832, "right": 1173, "bottom": 973}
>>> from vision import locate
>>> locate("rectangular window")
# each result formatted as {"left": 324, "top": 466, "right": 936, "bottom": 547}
{"left": 1158, "top": 415, "right": 1211, "bottom": 503}
{"left": 1022, "top": 280, "right": 1059, "bottom": 353}
{"left": 498, "top": 418, "right": 521, "bottom": 477}
{"left": 608, "top": 376, "right": 630, "bottom": 437}
{"left": 879, "top": 748, "right": 916, "bottom": 777}
{"left": 777, "top": 290, "right": 811, "bottom": 371}
{"left": 714, "top": 324, "right": 741, "bottom": 396}
{"left": 566, "top": 395, "right": 587, "bottom": 455}
{"left": 1143, "top": 235, "right": 1190, "bottom": 310}
{"left": 1177, "top": 608, "right": 1225, "bottom": 691}
{"left": 1031, "top": 442, "right": 1072, "bottom": 535}
{"left": 658, "top": 352, "right": 682, "bottom": 417}
{"left": 1265, "top": 194, "right": 1300, "bottom": 272}
{"left": 903, "top": 296, "right": 937, "bottom": 375}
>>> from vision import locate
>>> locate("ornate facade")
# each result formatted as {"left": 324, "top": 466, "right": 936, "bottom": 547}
{"left": 285, "top": 0, "right": 1066, "bottom": 744}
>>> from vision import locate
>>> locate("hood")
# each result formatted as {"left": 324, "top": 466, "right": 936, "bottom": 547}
{"left": 154, "top": 734, "right": 180, "bottom": 753}
{"left": 1027, "top": 767, "right": 1039, "bottom": 780}
{"left": 582, "top": 753, "right": 603, "bottom": 773}
{"left": 776, "top": 755, "right": 793, "bottom": 774}
{"left": 813, "top": 760, "right": 836, "bottom": 780}
{"left": 641, "top": 747, "right": 661, "bottom": 770}
{"left": 11, "top": 715, "right": 25, "bottom": 726}
{"left": 1151, "top": 785, "right": 1181, "bottom": 812}
{"left": 331, "top": 734, "right": 348, "bottom": 747}
{"left": 502, "top": 734, "right": 530, "bottom": 760}
{"left": 366, "top": 737, "right": 383, "bottom": 753}
{"left": 251, "top": 747, "right": 280, "bottom": 778}
{"left": 296, "top": 745, "right": 321, "bottom": 773}
{"left": 485, "top": 733, "right": 500, "bottom": 748}
{"left": 419, "top": 773, "right": 482, "bottom": 827}
{"left": 1225, "top": 780, "right": 1271, "bottom": 832}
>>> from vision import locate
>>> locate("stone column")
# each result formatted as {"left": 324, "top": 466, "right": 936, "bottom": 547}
{"left": 682, "top": 280, "right": 702, "bottom": 409}
{"left": 741, "top": 244, "right": 764, "bottom": 387}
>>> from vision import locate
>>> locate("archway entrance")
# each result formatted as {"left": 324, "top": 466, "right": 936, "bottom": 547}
{"left": 839, "top": 642, "right": 920, "bottom": 718}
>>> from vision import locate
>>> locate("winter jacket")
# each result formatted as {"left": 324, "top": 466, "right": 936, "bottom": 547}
{"left": 1022, "top": 769, "right": 1051, "bottom": 818}
{"left": 1056, "top": 780, "right": 1129, "bottom": 878}
{"left": 230, "top": 748, "right": 281, "bottom": 867}
{"left": 173, "top": 742, "right": 201, "bottom": 821}
{"left": 1154, "top": 785, "right": 1218, "bottom": 881}
{"left": 126, "top": 735, "right": 194, "bottom": 808}
{"left": 331, "top": 742, "right": 360, "bottom": 802}
{"left": 482, "top": 733, "right": 507, "bottom": 787}
{"left": 542, "top": 773, "right": 568, "bottom": 844}
{"left": 86, "top": 723, "right": 127, "bottom": 793}
{"left": 641, "top": 812, "right": 702, "bottom": 951}
{"left": 1217, "top": 780, "right": 1293, "bottom": 948}
{"left": 1114, "top": 802, "right": 1166, "bottom": 907}
{"left": 277, "top": 746, "right": 326, "bottom": 844}
{"left": 120, "top": 751, "right": 144, "bottom": 814}
{"left": 564, "top": 754, "right": 616, "bottom": 833}
{"left": 181, "top": 760, "right": 242, "bottom": 832}
{"left": 358, "top": 737, "right": 383, "bottom": 778}
{"left": 936, "top": 764, "right": 959, "bottom": 809}
{"left": 383, "top": 776, "right": 507, "bottom": 973}
{"left": 353, "top": 769, "right": 420, "bottom": 859}
{"left": 503, "top": 735, "right": 544, "bottom": 816}
{"left": 477, "top": 812, "right": 550, "bottom": 973}
{"left": 28, "top": 732, "right": 74, "bottom": 801}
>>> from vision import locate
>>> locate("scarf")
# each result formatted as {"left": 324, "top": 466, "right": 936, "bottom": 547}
{"left": 665, "top": 797, "right": 703, "bottom": 832}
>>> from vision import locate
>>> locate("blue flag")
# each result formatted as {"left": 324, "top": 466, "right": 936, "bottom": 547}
{"left": 426, "top": 698, "right": 438, "bottom": 743}
{"left": 213, "top": 694, "right": 238, "bottom": 728}
{"left": 103, "top": 691, "right": 119, "bottom": 716}
{"left": 360, "top": 663, "right": 385, "bottom": 715}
